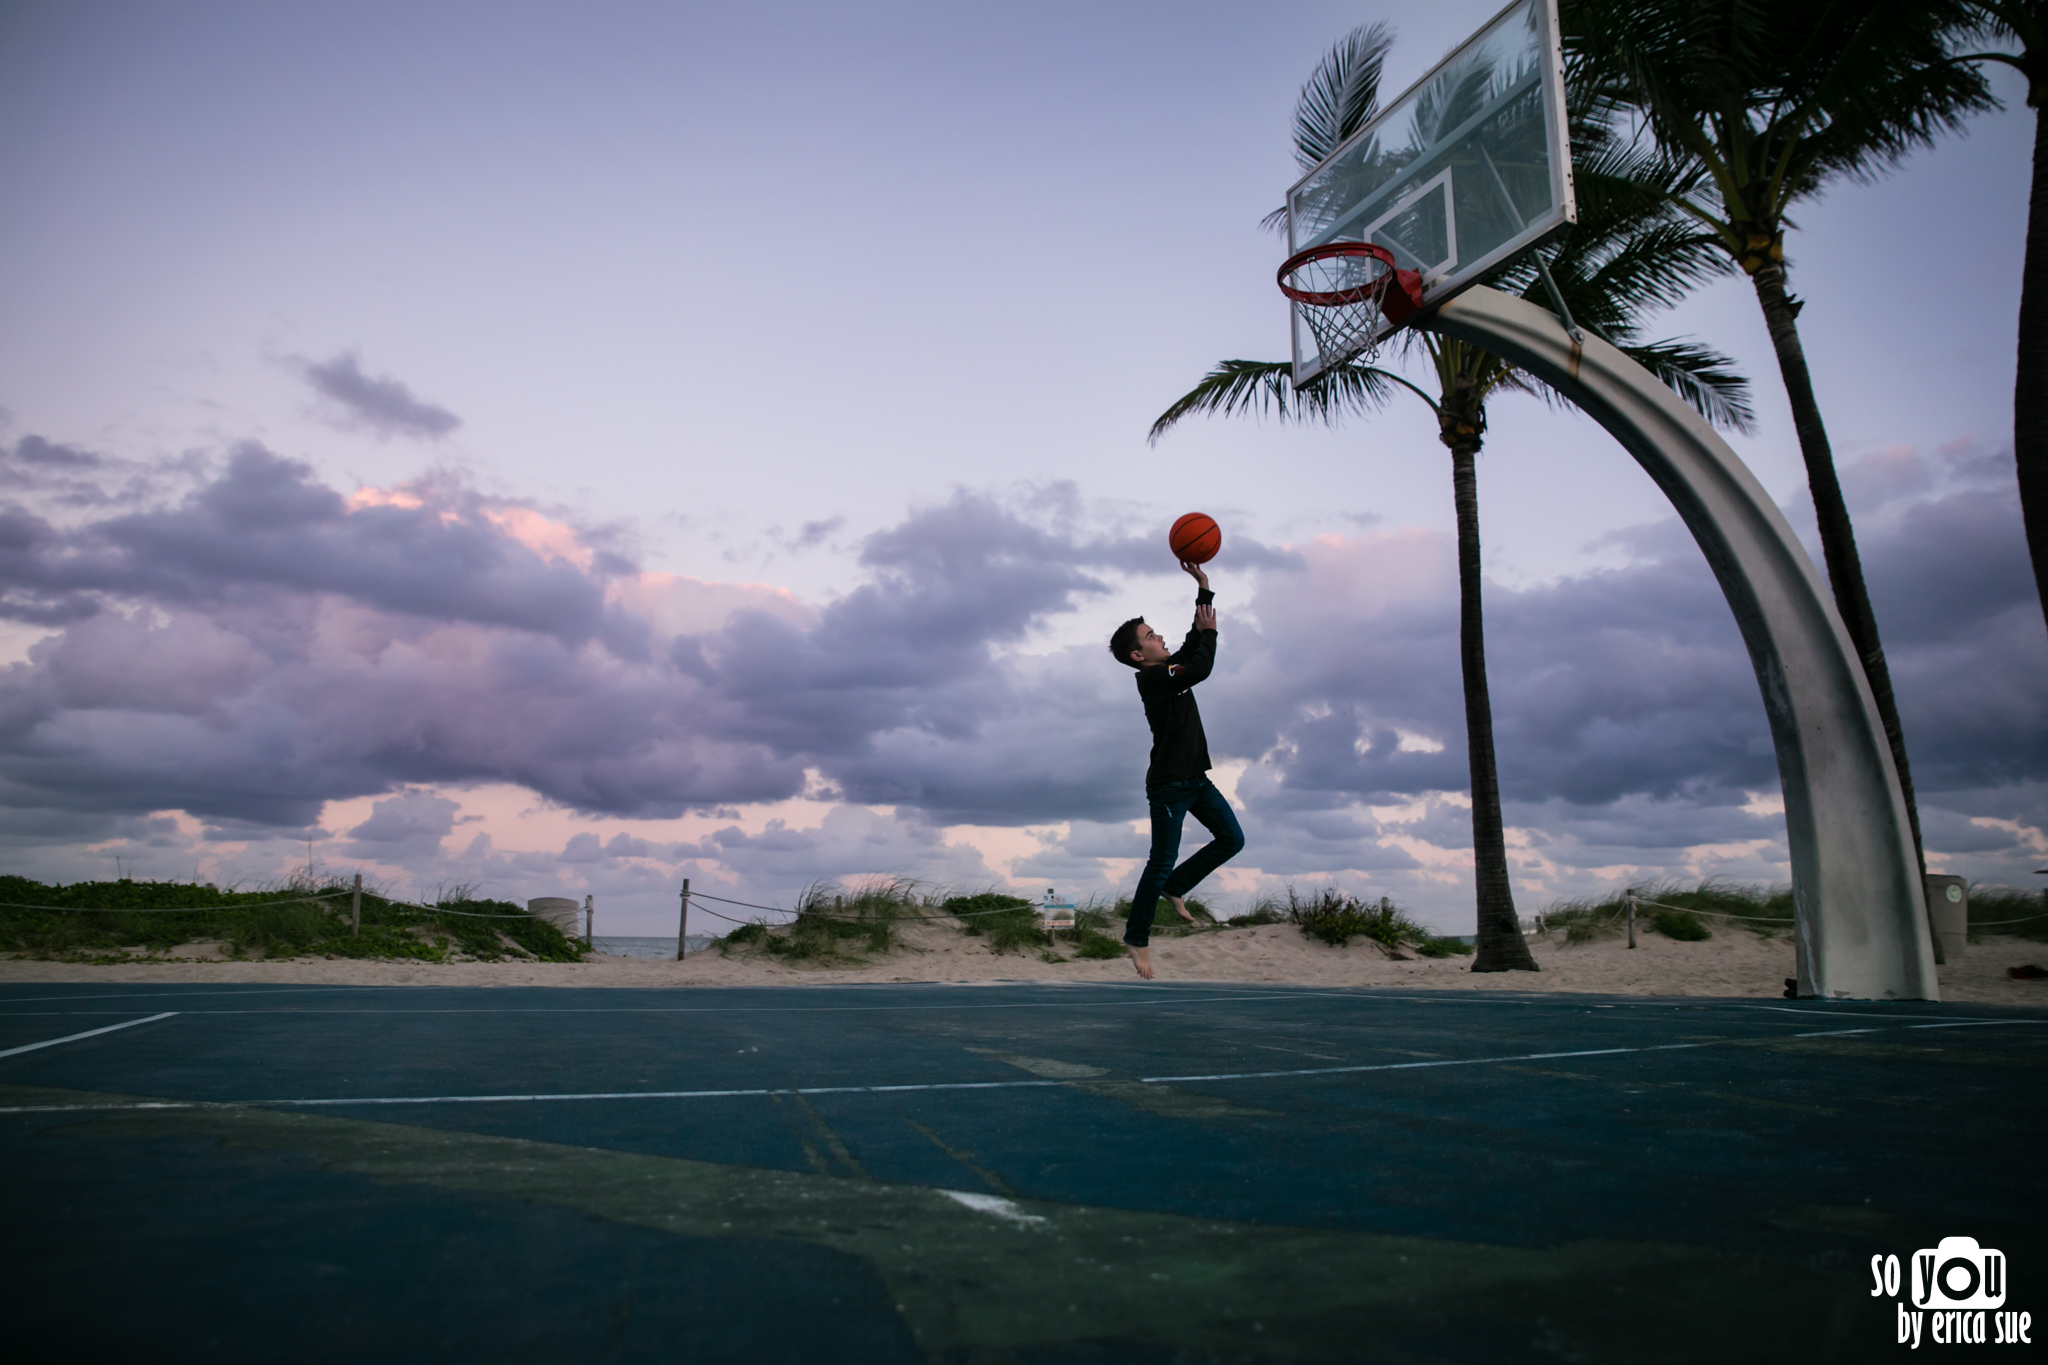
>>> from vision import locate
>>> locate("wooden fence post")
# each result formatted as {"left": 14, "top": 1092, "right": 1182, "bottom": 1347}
{"left": 677, "top": 879, "right": 691, "bottom": 961}
{"left": 584, "top": 894, "right": 593, "bottom": 947}
{"left": 1626, "top": 891, "right": 1638, "bottom": 949}
{"left": 351, "top": 872, "right": 361, "bottom": 935}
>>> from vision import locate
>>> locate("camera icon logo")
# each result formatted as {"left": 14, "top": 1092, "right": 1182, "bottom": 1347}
{"left": 1913, "top": 1236, "right": 2006, "bottom": 1309}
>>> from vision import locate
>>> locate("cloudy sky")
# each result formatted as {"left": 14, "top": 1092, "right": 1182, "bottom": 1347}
{"left": 2, "top": 1, "right": 2041, "bottom": 934}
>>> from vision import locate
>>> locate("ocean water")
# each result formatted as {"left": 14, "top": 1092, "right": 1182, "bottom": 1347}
{"left": 591, "top": 935, "right": 717, "bottom": 959}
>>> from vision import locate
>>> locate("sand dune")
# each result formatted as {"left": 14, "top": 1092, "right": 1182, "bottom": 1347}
{"left": 3, "top": 918, "right": 2043, "bottom": 1005}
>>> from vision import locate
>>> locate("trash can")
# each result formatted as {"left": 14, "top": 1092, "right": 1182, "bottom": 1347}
{"left": 1923, "top": 875, "right": 1967, "bottom": 961}
{"left": 527, "top": 897, "right": 581, "bottom": 935}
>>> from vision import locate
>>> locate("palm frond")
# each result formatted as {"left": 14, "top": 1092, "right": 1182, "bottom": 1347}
{"left": 1803, "top": 6, "right": 2000, "bottom": 188}
{"left": 1620, "top": 339, "right": 1758, "bottom": 433}
{"left": 1294, "top": 23, "right": 1395, "bottom": 170}
{"left": 1263, "top": 23, "right": 1396, "bottom": 233}
{"left": 1147, "top": 359, "right": 1412, "bottom": 444}
{"left": 1954, "top": 0, "right": 2042, "bottom": 54}
{"left": 1564, "top": 0, "right": 1996, "bottom": 229}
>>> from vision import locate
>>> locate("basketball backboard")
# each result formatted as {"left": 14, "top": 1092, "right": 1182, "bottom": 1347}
{"left": 1285, "top": 0, "right": 1574, "bottom": 385}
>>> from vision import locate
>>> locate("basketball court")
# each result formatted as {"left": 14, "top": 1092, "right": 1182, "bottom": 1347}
{"left": 4, "top": 978, "right": 2042, "bottom": 1361}
{"left": 4, "top": 2, "right": 2023, "bottom": 1359}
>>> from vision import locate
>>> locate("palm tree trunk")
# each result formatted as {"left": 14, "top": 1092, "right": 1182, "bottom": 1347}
{"left": 2018, "top": 97, "right": 2048, "bottom": 640}
{"left": 1750, "top": 264, "right": 1928, "bottom": 878}
{"left": 1447, "top": 426, "right": 1538, "bottom": 972}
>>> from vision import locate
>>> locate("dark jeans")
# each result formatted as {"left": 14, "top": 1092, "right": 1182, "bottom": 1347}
{"left": 1125, "top": 776, "right": 1245, "bottom": 947}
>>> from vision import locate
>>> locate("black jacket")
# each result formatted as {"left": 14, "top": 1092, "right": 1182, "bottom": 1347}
{"left": 1135, "top": 588, "right": 1216, "bottom": 789}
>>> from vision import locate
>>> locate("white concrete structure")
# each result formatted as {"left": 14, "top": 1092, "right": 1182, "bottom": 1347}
{"left": 1423, "top": 285, "right": 1935, "bottom": 1000}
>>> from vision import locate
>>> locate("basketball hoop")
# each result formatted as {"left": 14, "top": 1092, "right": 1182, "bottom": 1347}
{"left": 1277, "top": 242, "right": 1426, "bottom": 371}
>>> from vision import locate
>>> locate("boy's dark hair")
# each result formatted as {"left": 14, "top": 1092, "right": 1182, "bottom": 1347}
{"left": 1109, "top": 616, "right": 1147, "bottom": 670}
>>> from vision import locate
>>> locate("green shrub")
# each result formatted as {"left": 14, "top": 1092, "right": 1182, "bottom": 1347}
{"left": 1539, "top": 902, "right": 1623, "bottom": 943}
{"left": 1649, "top": 908, "right": 1712, "bottom": 941}
{"left": 1070, "top": 928, "right": 1127, "bottom": 959}
{"left": 944, "top": 892, "right": 1035, "bottom": 938}
{"left": 1283, "top": 887, "right": 1428, "bottom": 950}
{"left": 1414, "top": 935, "right": 1474, "bottom": 957}
{"left": 719, "top": 922, "right": 769, "bottom": 953}
{"left": 942, "top": 891, "right": 1047, "bottom": 955}
{"left": 0, "top": 874, "right": 587, "bottom": 963}
{"left": 1228, "top": 895, "right": 1286, "bottom": 927}
{"left": 1537, "top": 880, "right": 1788, "bottom": 944}
{"left": 718, "top": 879, "right": 924, "bottom": 963}
{"left": 1105, "top": 894, "right": 1213, "bottom": 937}
{"left": 983, "top": 910, "right": 1054, "bottom": 956}
{"left": 228, "top": 902, "right": 329, "bottom": 955}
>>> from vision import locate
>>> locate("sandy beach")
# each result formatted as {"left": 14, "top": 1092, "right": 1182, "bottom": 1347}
{"left": 3, "top": 918, "right": 2043, "bottom": 1005}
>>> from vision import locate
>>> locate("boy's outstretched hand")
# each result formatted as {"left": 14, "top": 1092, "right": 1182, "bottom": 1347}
{"left": 1182, "top": 559, "right": 1215, "bottom": 630}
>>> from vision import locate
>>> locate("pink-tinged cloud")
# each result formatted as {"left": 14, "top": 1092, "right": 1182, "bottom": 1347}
{"left": 0, "top": 435, "right": 2042, "bottom": 903}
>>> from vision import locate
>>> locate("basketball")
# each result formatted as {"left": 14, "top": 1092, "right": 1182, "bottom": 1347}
{"left": 1169, "top": 512, "right": 1221, "bottom": 564}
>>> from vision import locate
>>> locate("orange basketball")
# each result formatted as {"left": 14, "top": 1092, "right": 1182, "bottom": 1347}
{"left": 1169, "top": 512, "right": 1221, "bottom": 564}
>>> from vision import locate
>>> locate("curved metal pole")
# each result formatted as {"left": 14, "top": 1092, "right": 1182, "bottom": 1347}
{"left": 1422, "top": 285, "right": 1935, "bottom": 1000}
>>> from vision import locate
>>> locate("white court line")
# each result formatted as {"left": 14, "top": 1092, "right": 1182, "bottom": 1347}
{"left": 285, "top": 1079, "right": 1073, "bottom": 1107}
{"left": 0, "top": 1039, "right": 1723, "bottom": 1112}
{"left": 0, "top": 986, "right": 377, "bottom": 1007}
{"left": 1907, "top": 1019, "right": 2043, "bottom": 1030}
{"left": 1758, "top": 1006, "right": 2011, "bottom": 1022}
{"left": 2, "top": 1016, "right": 2037, "bottom": 1117}
{"left": 0, "top": 1012, "right": 177, "bottom": 1060}
{"left": 1791, "top": 1021, "right": 2040, "bottom": 1038}
{"left": 0, "top": 981, "right": 1210, "bottom": 1006}
{"left": 1141, "top": 1042, "right": 1710, "bottom": 1084}
{"left": 0, "top": 1080, "right": 1079, "bottom": 1114}
{"left": 0, "top": 990, "right": 1361, "bottom": 1020}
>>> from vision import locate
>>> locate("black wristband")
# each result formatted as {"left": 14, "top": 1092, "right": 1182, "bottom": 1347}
{"left": 1196, "top": 588, "right": 1214, "bottom": 606}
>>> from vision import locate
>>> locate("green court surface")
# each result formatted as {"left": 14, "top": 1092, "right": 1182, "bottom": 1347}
{"left": 3, "top": 980, "right": 2042, "bottom": 1362}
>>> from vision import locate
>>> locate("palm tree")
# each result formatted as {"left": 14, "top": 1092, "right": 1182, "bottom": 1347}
{"left": 1951, "top": 2, "right": 2048, "bottom": 636}
{"left": 1562, "top": 0, "right": 1997, "bottom": 878}
{"left": 1151, "top": 28, "right": 1752, "bottom": 973}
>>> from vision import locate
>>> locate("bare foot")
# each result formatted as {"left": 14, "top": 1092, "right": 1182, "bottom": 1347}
{"left": 1167, "top": 894, "right": 1196, "bottom": 925}
{"left": 1127, "top": 945, "right": 1154, "bottom": 980}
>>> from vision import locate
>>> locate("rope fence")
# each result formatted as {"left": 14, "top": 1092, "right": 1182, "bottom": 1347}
{"left": 11, "top": 883, "right": 2040, "bottom": 935}
{"left": 685, "top": 889, "right": 1084, "bottom": 927}
{"left": 1630, "top": 897, "right": 1793, "bottom": 923}
{"left": 0, "top": 890, "right": 354, "bottom": 914}
{"left": 0, "top": 890, "right": 544, "bottom": 920}
{"left": 1550, "top": 895, "right": 2048, "bottom": 929}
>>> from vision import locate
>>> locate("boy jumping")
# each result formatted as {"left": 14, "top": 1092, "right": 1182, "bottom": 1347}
{"left": 1107, "top": 559, "right": 1245, "bottom": 979}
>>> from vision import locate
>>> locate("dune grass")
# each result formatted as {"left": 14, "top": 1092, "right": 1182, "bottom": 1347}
{"left": 1092, "top": 894, "right": 1214, "bottom": 938}
{"left": 1967, "top": 885, "right": 2048, "bottom": 943}
{"left": 718, "top": 879, "right": 929, "bottom": 963}
{"left": 944, "top": 892, "right": 1044, "bottom": 955}
{"left": 1538, "top": 878, "right": 2048, "bottom": 946}
{"left": 939, "top": 891, "right": 1130, "bottom": 959}
{"left": 701, "top": 875, "right": 2048, "bottom": 968}
{"left": 0, "top": 874, "right": 587, "bottom": 963}
{"left": 1539, "top": 880, "right": 1794, "bottom": 943}
{"left": 1261, "top": 886, "right": 1456, "bottom": 955}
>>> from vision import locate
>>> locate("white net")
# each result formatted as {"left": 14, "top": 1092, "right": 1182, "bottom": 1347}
{"left": 1283, "top": 248, "right": 1396, "bottom": 370}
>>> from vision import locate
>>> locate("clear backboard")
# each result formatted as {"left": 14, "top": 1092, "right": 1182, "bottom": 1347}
{"left": 1285, "top": 0, "right": 1574, "bottom": 385}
